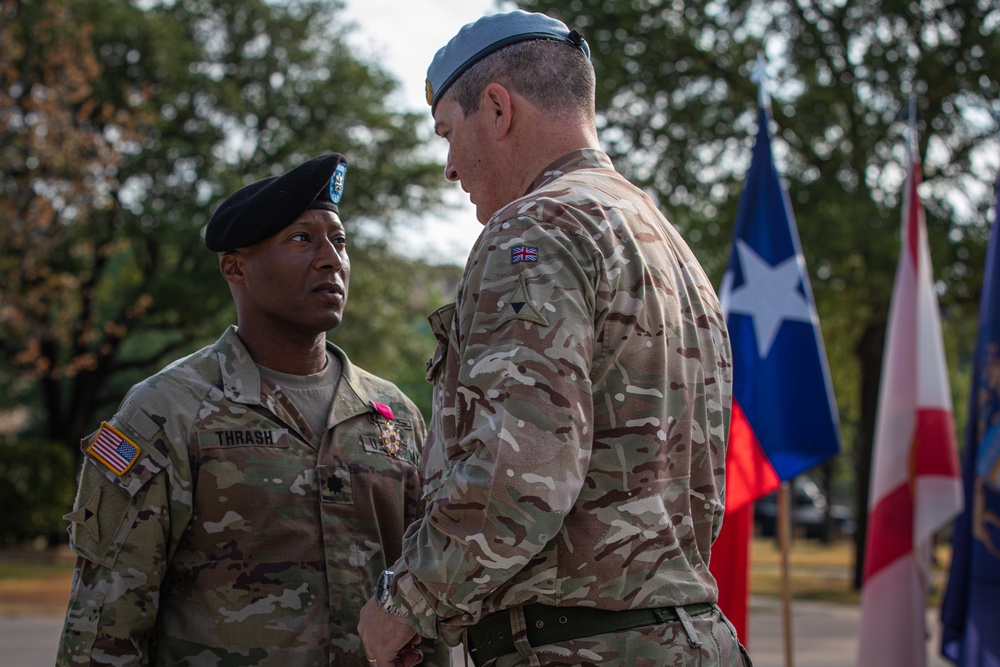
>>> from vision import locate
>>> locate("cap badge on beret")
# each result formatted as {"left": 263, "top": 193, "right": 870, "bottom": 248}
{"left": 330, "top": 162, "right": 347, "bottom": 205}
{"left": 425, "top": 10, "right": 590, "bottom": 113}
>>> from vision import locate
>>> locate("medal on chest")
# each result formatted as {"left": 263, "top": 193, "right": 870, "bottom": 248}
{"left": 371, "top": 401, "right": 403, "bottom": 456}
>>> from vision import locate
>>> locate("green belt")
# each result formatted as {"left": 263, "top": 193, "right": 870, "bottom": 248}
{"left": 466, "top": 602, "right": 715, "bottom": 666}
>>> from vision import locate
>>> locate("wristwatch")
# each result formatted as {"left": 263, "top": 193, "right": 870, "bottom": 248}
{"left": 375, "top": 568, "right": 401, "bottom": 615}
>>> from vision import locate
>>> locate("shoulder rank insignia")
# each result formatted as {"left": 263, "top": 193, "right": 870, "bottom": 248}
{"left": 371, "top": 402, "right": 403, "bottom": 456}
{"left": 87, "top": 422, "right": 141, "bottom": 476}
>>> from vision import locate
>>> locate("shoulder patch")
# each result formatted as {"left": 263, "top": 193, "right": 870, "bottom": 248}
{"left": 63, "top": 486, "right": 101, "bottom": 543}
{"left": 87, "top": 422, "right": 141, "bottom": 476}
{"left": 496, "top": 274, "right": 550, "bottom": 328}
{"left": 511, "top": 245, "right": 538, "bottom": 263}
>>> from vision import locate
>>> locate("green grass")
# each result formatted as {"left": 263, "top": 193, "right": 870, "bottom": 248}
{"left": 748, "top": 537, "right": 951, "bottom": 607}
{"left": 0, "top": 560, "right": 74, "bottom": 580}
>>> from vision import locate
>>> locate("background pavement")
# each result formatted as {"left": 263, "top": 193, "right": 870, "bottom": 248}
{"left": 1, "top": 596, "right": 952, "bottom": 666}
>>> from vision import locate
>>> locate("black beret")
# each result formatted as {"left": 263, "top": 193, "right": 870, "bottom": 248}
{"left": 205, "top": 153, "right": 348, "bottom": 252}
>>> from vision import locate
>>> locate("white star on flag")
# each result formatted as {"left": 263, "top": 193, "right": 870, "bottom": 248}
{"left": 727, "top": 239, "right": 816, "bottom": 358}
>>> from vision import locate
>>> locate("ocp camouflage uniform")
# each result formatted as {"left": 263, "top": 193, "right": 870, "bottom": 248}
{"left": 389, "top": 149, "right": 742, "bottom": 665}
{"left": 57, "top": 326, "right": 445, "bottom": 667}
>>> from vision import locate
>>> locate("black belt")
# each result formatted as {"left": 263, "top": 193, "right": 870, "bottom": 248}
{"left": 466, "top": 602, "right": 715, "bottom": 665}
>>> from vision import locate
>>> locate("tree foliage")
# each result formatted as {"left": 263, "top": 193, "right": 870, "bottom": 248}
{"left": 515, "top": 0, "right": 1000, "bottom": 581}
{"left": 0, "top": 0, "right": 447, "bottom": 454}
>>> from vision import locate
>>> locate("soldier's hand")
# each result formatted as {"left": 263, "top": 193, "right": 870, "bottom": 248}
{"left": 359, "top": 596, "right": 424, "bottom": 666}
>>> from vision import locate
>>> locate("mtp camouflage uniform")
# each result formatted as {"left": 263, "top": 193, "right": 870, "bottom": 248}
{"left": 389, "top": 149, "right": 743, "bottom": 666}
{"left": 56, "top": 326, "right": 441, "bottom": 666}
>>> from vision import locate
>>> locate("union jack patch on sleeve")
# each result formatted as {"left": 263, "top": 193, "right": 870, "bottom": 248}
{"left": 87, "top": 422, "right": 141, "bottom": 476}
{"left": 511, "top": 245, "right": 538, "bottom": 263}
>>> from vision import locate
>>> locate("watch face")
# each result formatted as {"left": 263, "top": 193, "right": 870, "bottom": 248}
{"left": 376, "top": 569, "right": 391, "bottom": 604}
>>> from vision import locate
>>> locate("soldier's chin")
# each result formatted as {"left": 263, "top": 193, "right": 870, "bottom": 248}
{"left": 475, "top": 204, "right": 494, "bottom": 225}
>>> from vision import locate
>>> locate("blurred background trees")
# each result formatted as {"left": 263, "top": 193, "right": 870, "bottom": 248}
{"left": 0, "top": 0, "right": 449, "bottom": 469}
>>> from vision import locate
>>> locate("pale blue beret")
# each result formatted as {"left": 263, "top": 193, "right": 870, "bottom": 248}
{"left": 425, "top": 10, "right": 590, "bottom": 113}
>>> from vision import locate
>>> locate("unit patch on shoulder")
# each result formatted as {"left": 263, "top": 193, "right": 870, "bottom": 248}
{"left": 63, "top": 486, "right": 101, "bottom": 543}
{"left": 496, "top": 274, "right": 550, "bottom": 329}
{"left": 87, "top": 422, "right": 141, "bottom": 476}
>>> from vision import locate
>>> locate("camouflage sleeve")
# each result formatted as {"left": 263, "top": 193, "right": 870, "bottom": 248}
{"left": 57, "top": 405, "right": 189, "bottom": 666}
{"left": 396, "top": 216, "right": 600, "bottom": 636}
{"left": 377, "top": 383, "right": 459, "bottom": 665}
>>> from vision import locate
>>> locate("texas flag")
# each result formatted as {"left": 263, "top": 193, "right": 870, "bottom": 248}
{"left": 856, "top": 126, "right": 963, "bottom": 667}
{"left": 712, "top": 105, "right": 841, "bottom": 639}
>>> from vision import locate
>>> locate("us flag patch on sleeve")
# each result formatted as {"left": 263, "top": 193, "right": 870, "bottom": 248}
{"left": 87, "top": 422, "right": 141, "bottom": 476}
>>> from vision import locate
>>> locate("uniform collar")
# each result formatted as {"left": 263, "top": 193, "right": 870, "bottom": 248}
{"left": 522, "top": 148, "right": 615, "bottom": 198}
{"left": 215, "top": 325, "right": 377, "bottom": 425}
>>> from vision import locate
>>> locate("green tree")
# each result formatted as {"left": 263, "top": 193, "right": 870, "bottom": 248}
{"left": 0, "top": 0, "right": 446, "bottom": 456}
{"left": 515, "top": 0, "right": 1000, "bottom": 585}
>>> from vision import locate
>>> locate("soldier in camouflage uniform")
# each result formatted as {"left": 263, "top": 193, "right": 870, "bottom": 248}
{"left": 56, "top": 153, "right": 446, "bottom": 666}
{"left": 359, "top": 11, "right": 751, "bottom": 667}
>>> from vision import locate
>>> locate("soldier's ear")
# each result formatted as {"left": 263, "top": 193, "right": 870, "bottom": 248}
{"left": 219, "top": 251, "right": 248, "bottom": 285}
{"left": 483, "top": 83, "right": 512, "bottom": 140}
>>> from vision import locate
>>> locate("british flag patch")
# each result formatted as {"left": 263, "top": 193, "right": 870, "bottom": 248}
{"left": 511, "top": 245, "right": 538, "bottom": 263}
{"left": 87, "top": 422, "right": 141, "bottom": 475}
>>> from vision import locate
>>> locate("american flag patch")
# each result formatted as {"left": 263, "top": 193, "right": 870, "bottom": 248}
{"left": 511, "top": 245, "right": 538, "bottom": 263}
{"left": 87, "top": 422, "right": 141, "bottom": 476}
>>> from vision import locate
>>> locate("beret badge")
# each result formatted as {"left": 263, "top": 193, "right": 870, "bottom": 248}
{"left": 330, "top": 162, "right": 347, "bottom": 205}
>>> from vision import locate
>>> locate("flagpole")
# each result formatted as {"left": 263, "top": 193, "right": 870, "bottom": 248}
{"left": 778, "top": 480, "right": 795, "bottom": 667}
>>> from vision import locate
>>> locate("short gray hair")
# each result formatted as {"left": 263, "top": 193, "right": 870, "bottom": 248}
{"left": 444, "top": 39, "right": 595, "bottom": 120}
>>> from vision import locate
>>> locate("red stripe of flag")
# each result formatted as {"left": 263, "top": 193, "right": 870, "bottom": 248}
{"left": 722, "top": 401, "right": 781, "bottom": 513}
{"left": 914, "top": 408, "right": 960, "bottom": 477}
{"left": 863, "top": 482, "right": 914, "bottom": 580}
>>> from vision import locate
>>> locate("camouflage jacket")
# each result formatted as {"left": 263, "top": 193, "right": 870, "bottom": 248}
{"left": 390, "top": 149, "right": 733, "bottom": 642}
{"left": 57, "top": 326, "right": 431, "bottom": 666}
